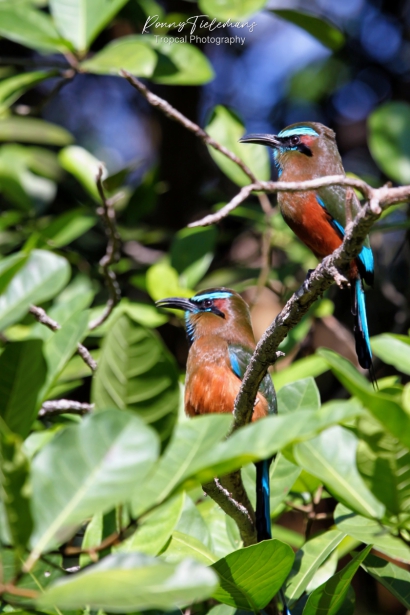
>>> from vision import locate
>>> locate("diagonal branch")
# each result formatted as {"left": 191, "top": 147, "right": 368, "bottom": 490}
{"left": 89, "top": 166, "right": 121, "bottom": 330}
{"left": 29, "top": 305, "right": 97, "bottom": 372}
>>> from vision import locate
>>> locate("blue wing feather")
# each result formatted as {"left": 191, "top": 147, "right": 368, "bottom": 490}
{"left": 316, "top": 196, "right": 374, "bottom": 282}
{"left": 228, "top": 344, "right": 277, "bottom": 414}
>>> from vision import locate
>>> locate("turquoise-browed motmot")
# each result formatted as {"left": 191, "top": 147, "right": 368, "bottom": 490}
{"left": 156, "top": 288, "right": 277, "bottom": 542}
{"left": 240, "top": 122, "right": 374, "bottom": 373}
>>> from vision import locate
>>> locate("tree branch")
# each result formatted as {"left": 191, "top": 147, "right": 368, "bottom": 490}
{"left": 88, "top": 166, "right": 121, "bottom": 330}
{"left": 38, "top": 400, "right": 94, "bottom": 418}
{"left": 29, "top": 305, "right": 97, "bottom": 372}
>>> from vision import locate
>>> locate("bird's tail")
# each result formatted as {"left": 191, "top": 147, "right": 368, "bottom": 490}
{"left": 255, "top": 459, "right": 291, "bottom": 615}
{"left": 352, "top": 278, "right": 373, "bottom": 371}
{"left": 255, "top": 459, "right": 272, "bottom": 542}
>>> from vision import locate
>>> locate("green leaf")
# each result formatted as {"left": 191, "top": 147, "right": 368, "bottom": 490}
{"left": 117, "top": 494, "right": 184, "bottom": 556}
{"left": 368, "top": 102, "right": 410, "bottom": 184}
{"left": 162, "top": 530, "right": 216, "bottom": 565}
{"left": 141, "top": 35, "right": 214, "bottom": 85}
{"left": 269, "top": 453, "right": 301, "bottom": 511}
{"left": 0, "top": 117, "right": 73, "bottom": 145}
{"left": 190, "top": 400, "right": 363, "bottom": 483}
{"left": 92, "top": 314, "right": 180, "bottom": 444}
{"left": 38, "top": 552, "right": 218, "bottom": 611}
{"left": 0, "top": 340, "right": 47, "bottom": 437}
{"left": 0, "top": 2, "right": 71, "bottom": 52}
{"left": 171, "top": 226, "right": 217, "bottom": 288}
{"left": 0, "top": 250, "right": 70, "bottom": 331}
{"left": 294, "top": 425, "right": 384, "bottom": 518}
{"left": 0, "top": 252, "right": 28, "bottom": 295}
{"left": 88, "top": 299, "right": 167, "bottom": 334}
{"left": 285, "top": 530, "right": 346, "bottom": 604}
{"left": 362, "top": 553, "right": 410, "bottom": 609}
{"left": 38, "top": 310, "right": 89, "bottom": 402}
{"left": 335, "top": 503, "right": 410, "bottom": 563}
{"left": 212, "top": 540, "right": 294, "bottom": 610}
{"left": 356, "top": 415, "right": 410, "bottom": 516}
{"left": 0, "top": 426, "right": 33, "bottom": 554}
{"left": 0, "top": 71, "right": 57, "bottom": 112}
{"left": 59, "top": 145, "right": 102, "bottom": 201}
{"left": 146, "top": 262, "right": 193, "bottom": 302}
{"left": 272, "top": 355, "right": 329, "bottom": 390}
{"left": 277, "top": 377, "right": 320, "bottom": 414}
{"left": 30, "top": 409, "right": 159, "bottom": 554}
{"left": 318, "top": 348, "right": 410, "bottom": 450}
{"left": 272, "top": 9, "right": 345, "bottom": 50}
{"left": 133, "top": 414, "right": 233, "bottom": 515}
{"left": 39, "top": 209, "right": 97, "bottom": 247}
{"left": 371, "top": 333, "right": 410, "bottom": 376}
{"left": 207, "top": 105, "right": 270, "bottom": 186}
{"left": 81, "top": 37, "right": 157, "bottom": 76}
{"left": 198, "top": 0, "right": 266, "bottom": 20}
{"left": 302, "top": 545, "right": 371, "bottom": 615}
{"left": 49, "top": 0, "right": 129, "bottom": 52}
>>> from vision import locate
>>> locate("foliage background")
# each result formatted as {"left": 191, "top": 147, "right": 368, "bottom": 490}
{"left": 1, "top": 0, "right": 410, "bottom": 614}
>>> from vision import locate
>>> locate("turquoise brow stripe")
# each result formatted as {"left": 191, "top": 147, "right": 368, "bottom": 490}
{"left": 192, "top": 291, "right": 232, "bottom": 301}
{"left": 278, "top": 126, "right": 319, "bottom": 137}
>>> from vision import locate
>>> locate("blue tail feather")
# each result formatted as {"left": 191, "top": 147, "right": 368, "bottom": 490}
{"left": 353, "top": 279, "right": 372, "bottom": 370}
{"left": 255, "top": 459, "right": 292, "bottom": 614}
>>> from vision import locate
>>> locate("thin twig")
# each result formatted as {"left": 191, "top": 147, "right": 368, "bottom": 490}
{"left": 121, "top": 71, "right": 258, "bottom": 183}
{"left": 29, "top": 305, "right": 97, "bottom": 372}
{"left": 38, "top": 400, "right": 94, "bottom": 418}
{"left": 88, "top": 166, "right": 121, "bottom": 330}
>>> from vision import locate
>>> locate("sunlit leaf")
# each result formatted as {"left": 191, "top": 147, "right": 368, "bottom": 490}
{"left": 212, "top": 540, "right": 294, "bottom": 610}
{"left": 285, "top": 530, "right": 346, "bottom": 604}
{"left": 49, "top": 0, "right": 129, "bottom": 52}
{"left": 30, "top": 409, "right": 159, "bottom": 553}
{"left": 335, "top": 503, "right": 410, "bottom": 563}
{"left": 82, "top": 37, "right": 157, "bottom": 76}
{"left": 277, "top": 377, "right": 320, "bottom": 414}
{"left": 38, "top": 553, "right": 218, "bottom": 611}
{"left": 0, "top": 250, "right": 70, "bottom": 331}
{"left": 92, "top": 314, "right": 180, "bottom": 443}
{"left": 294, "top": 425, "right": 385, "bottom": 518}
{"left": 302, "top": 546, "right": 371, "bottom": 615}
{"left": 59, "top": 145, "right": 102, "bottom": 201}
{"left": 207, "top": 105, "right": 270, "bottom": 186}
{"left": 0, "top": 117, "right": 73, "bottom": 145}
{"left": 198, "top": 0, "right": 266, "bottom": 20}
{"left": 0, "top": 71, "right": 57, "bottom": 111}
{"left": 371, "top": 333, "right": 410, "bottom": 376}
{"left": 0, "top": 2, "right": 71, "bottom": 52}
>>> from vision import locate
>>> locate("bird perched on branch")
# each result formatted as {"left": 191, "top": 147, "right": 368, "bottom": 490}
{"left": 240, "top": 123, "right": 374, "bottom": 375}
{"left": 156, "top": 288, "right": 277, "bottom": 542}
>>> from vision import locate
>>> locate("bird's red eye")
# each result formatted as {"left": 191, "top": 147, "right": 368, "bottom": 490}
{"left": 290, "top": 135, "right": 300, "bottom": 145}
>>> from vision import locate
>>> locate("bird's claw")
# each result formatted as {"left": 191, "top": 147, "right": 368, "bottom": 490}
{"left": 328, "top": 265, "right": 350, "bottom": 288}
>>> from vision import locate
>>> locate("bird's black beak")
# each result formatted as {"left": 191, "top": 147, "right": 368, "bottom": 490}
{"left": 239, "top": 133, "right": 282, "bottom": 148}
{"left": 155, "top": 297, "right": 196, "bottom": 313}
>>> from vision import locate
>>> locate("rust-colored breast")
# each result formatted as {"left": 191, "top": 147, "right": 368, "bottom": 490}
{"left": 185, "top": 339, "right": 269, "bottom": 421}
{"left": 280, "top": 191, "right": 342, "bottom": 259}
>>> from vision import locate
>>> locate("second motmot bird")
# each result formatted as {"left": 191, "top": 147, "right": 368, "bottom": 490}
{"left": 156, "top": 288, "right": 277, "bottom": 542}
{"left": 240, "top": 122, "right": 374, "bottom": 372}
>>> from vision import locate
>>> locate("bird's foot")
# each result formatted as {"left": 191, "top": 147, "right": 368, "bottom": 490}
{"left": 305, "top": 268, "right": 314, "bottom": 280}
{"left": 328, "top": 265, "right": 350, "bottom": 289}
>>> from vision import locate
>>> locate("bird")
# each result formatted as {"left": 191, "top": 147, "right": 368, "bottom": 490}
{"left": 155, "top": 288, "right": 277, "bottom": 542}
{"left": 239, "top": 122, "right": 374, "bottom": 375}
